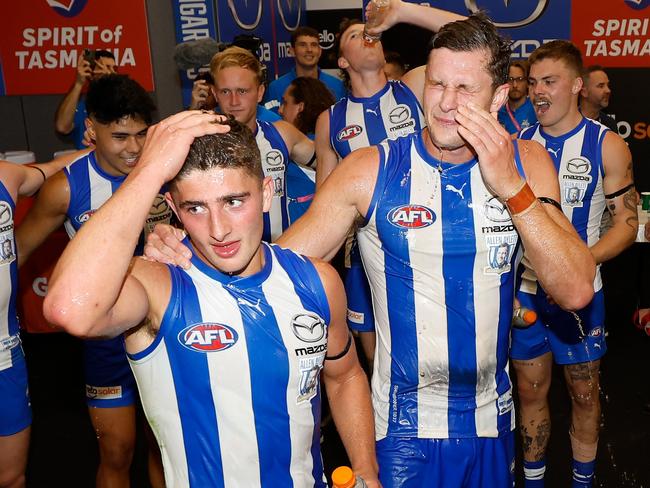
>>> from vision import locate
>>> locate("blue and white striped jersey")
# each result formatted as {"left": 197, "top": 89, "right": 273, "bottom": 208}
{"left": 518, "top": 117, "right": 608, "bottom": 293}
{"left": 358, "top": 133, "right": 524, "bottom": 439}
{"left": 128, "top": 243, "right": 331, "bottom": 487}
{"left": 329, "top": 80, "right": 425, "bottom": 160}
{"left": 256, "top": 120, "right": 291, "bottom": 242}
{"left": 64, "top": 151, "right": 172, "bottom": 254}
{"left": 0, "top": 180, "right": 19, "bottom": 371}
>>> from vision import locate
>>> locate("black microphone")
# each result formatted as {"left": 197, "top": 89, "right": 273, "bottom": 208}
{"left": 173, "top": 38, "right": 228, "bottom": 70}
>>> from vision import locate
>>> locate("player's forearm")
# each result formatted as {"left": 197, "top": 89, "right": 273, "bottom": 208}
{"left": 396, "top": 2, "right": 465, "bottom": 32}
{"left": 590, "top": 221, "right": 637, "bottom": 264}
{"left": 54, "top": 83, "right": 84, "bottom": 134}
{"left": 45, "top": 165, "right": 164, "bottom": 333}
{"left": 515, "top": 204, "right": 595, "bottom": 310}
{"left": 325, "top": 369, "right": 379, "bottom": 484}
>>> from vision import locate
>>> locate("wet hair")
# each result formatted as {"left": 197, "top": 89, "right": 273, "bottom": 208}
{"left": 429, "top": 12, "right": 511, "bottom": 87}
{"left": 528, "top": 40, "right": 584, "bottom": 77}
{"left": 287, "top": 77, "right": 335, "bottom": 135}
{"left": 210, "top": 46, "right": 264, "bottom": 86}
{"left": 86, "top": 74, "right": 155, "bottom": 125}
{"left": 332, "top": 18, "right": 364, "bottom": 91}
{"left": 172, "top": 117, "right": 262, "bottom": 185}
{"left": 291, "top": 26, "right": 320, "bottom": 47}
{"left": 94, "top": 49, "right": 115, "bottom": 61}
{"left": 509, "top": 59, "right": 530, "bottom": 78}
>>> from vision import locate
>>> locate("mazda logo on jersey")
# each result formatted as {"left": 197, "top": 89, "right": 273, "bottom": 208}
{"left": 150, "top": 194, "right": 170, "bottom": 216}
{"left": 277, "top": 0, "right": 302, "bottom": 31}
{"left": 227, "top": 0, "right": 263, "bottom": 30}
{"left": 266, "top": 150, "right": 284, "bottom": 167}
{"left": 389, "top": 105, "right": 410, "bottom": 125}
{"left": 291, "top": 314, "right": 326, "bottom": 343}
{"left": 484, "top": 197, "right": 512, "bottom": 223}
{"left": 388, "top": 205, "right": 436, "bottom": 228}
{"left": 0, "top": 202, "right": 12, "bottom": 227}
{"left": 337, "top": 125, "right": 363, "bottom": 142}
{"left": 47, "top": 0, "right": 88, "bottom": 18}
{"left": 566, "top": 157, "right": 591, "bottom": 175}
{"left": 464, "top": 0, "right": 548, "bottom": 28}
{"left": 178, "top": 323, "right": 239, "bottom": 352}
{"left": 76, "top": 209, "right": 96, "bottom": 224}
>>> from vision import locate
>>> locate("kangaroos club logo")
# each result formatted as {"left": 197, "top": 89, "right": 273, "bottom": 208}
{"left": 178, "top": 323, "right": 239, "bottom": 352}
{"left": 388, "top": 205, "right": 436, "bottom": 229}
{"left": 46, "top": 0, "right": 89, "bottom": 17}
{"left": 464, "top": 0, "right": 548, "bottom": 28}
{"left": 227, "top": 0, "right": 263, "bottom": 30}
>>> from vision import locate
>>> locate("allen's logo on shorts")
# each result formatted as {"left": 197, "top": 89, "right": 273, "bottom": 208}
{"left": 86, "top": 384, "right": 123, "bottom": 400}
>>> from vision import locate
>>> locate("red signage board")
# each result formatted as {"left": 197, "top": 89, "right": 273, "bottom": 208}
{"left": 572, "top": 0, "right": 650, "bottom": 68}
{"left": 0, "top": 0, "right": 154, "bottom": 95}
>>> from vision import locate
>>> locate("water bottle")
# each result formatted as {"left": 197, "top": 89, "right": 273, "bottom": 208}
{"left": 332, "top": 466, "right": 368, "bottom": 488}
{"left": 512, "top": 307, "right": 537, "bottom": 329}
{"left": 363, "top": 0, "right": 390, "bottom": 45}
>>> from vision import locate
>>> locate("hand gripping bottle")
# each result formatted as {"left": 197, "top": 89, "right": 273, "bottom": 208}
{"left": 363, "top": 0, "right": 390, "bottom": 45}
{"left": 332, "top": 466, "right": 368, "bottom": 488}
{"left": 512, "top": 307, "right": 537, "bottom": 329}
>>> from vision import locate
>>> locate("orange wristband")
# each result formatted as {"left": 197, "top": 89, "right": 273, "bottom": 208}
{"left": 505, "top": 182, "right": 536, "bottom": 216}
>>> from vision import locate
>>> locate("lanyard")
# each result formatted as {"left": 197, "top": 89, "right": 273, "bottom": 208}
{"left": 506, "top": 103, "right": 522, "bottom": 133}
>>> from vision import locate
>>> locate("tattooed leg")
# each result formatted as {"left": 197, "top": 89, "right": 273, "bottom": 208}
{"left": 513, "top": 352, "right": 554, "bottom": 461}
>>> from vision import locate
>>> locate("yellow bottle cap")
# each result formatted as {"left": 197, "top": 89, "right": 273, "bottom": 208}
{"left": 332, "top": 466, "right": 355, "bottom": 488}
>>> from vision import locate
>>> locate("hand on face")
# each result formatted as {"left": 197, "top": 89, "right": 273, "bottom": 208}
{"left": 76, "top": 59, "right": 92, "bottom": 85}
{"left": 137, "top": 111, "right": 231, "bottom": 183}
{"left": 455, "top": 102, "right": 522, "bottom": 198}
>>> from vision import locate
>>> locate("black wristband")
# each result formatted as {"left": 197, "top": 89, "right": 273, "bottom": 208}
{"left": 325, "top": 332, "right": 352, "bottom": 361}
{"left": 605, "top": 183, "right": 634, "bottom": 200}
{"left": 538, "top": 196, "right": 562, "bottom": 212}
{"left": 27, "top": 165, "right": 46, "bottom": 182}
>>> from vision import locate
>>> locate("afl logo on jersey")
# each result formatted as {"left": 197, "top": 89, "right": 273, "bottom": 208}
{"left": 337, "top": 125, "right": 363, "bottom": 142}
{"left": 178, "top": 323, "right": 239, "bottom": 352}
{"left": 388, "top": 205, "right": 435, "bottom": 228}
{"left": 76, "top": 209, "right": 96, "bottom": 224}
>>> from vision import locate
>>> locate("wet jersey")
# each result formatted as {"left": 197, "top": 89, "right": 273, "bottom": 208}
{"left": 128, "top": 243, "right": 330, "bottom": 487}
{"left": 0, "top": 181, "right": 19, "bottom": 371}
{"left": 329, "top": 80, "right": 425, "bottom": 160}
{"left": 518, "top": 117, "right": 608, "bottom": 293}
{"left": 256, "top": 120, "right": 291, "bottom": 242}
{"left": 63, "top": 151, "right": 173, "bottom": 252}
{"left": 357, "top": 133, "right": 525, "bottom": 439}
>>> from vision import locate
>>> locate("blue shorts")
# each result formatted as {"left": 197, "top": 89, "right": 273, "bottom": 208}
{"left": 376, "top": 432, "right": 515, "bottom": 488}
{"left": 344, "top": 263, "right": 375, "bottom": 332}
{"left": 510, "top": 289, "right": 607, "bottom": 364}
{"left": 0, "top": 349, "right": 32, "bottom": 436}
{"left": 83, "top": 336, "right": 136, "bottom": 408}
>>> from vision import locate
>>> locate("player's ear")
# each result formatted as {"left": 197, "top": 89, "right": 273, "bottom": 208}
{"left": 85, "top": 117, "right": 96, "bottom": 140}
{"left": 257, "top": 82, "right": 265, "bottom": 104}
{"left": 165, "top": 191, "right": 180, "bottom": 221}
{"left": 261, "top": 176, "right": 273, "bottom": 213}
{"left": 337, "top": 55, "right": 350, "bottom": 71}
{"left": 572, "top": 76, "right": 584, "bottom": 95}
{"left": 490, "top": 83, "right": 510, "bottom": 114}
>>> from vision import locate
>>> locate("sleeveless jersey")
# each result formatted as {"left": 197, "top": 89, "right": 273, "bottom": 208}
{"left": 64, "top": 151, "right": 173, "bottom": 252}
{"left": 0, "top": 180, "right": 19, "bottom": 371}
{"left": 128, "top": 243, "right": 330, "bottom": 487}
{"left": 518, "top": 117, "right": 608, "bottom": 293}
{"left": 329, "top": 80, "right": 425, "bottom": 160}
{"left": 256, "top": 120, "right": 291, "bottom": 242}
{"left": 357, "top": 133, "right": 525, "bottom": 439}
